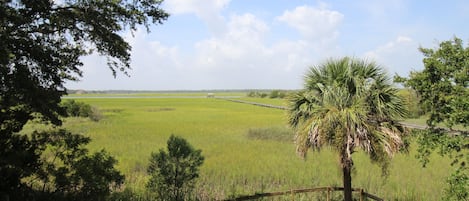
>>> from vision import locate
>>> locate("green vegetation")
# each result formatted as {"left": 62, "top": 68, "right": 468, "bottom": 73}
{"left": 2, "top": 1, "right": 466, "bottom": 199}
{"left": 396, "top": 89, "right": 423, "bottom": 118}
{"left": 246, "top": 90, "right": 291, "bottom": 99}
{"left": 396, "top": 37, "right": 469, "bottom": 200}
{"left": 61, "top": 95, "right": 455, "bottom": 200}
{"left": 395, "top": 37, "right": 469, "bottom": 129}
{"left": 0, "top": 0, "right": 168, "bottom": 200}
{"left": 61, "top": 99, "right": 102, "bottom": 121}
{"left": 246, "top": 126, "right": 293, "bottom": 141}
{"left": 236, "top": 97, "right": 288, "bottom": 106}
{"left": 288, "top": 57, "right": 407, "bottom": 201}
{"left": 26, "top": 129, "right": 124, "bottom": 201}
{"left": 147, "top": 135, "right": 204, "bottom": 201}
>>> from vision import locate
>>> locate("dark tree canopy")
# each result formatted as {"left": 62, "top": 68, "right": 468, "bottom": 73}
{"left": 0, "top": 0, "right": 169, "bottom": 200}
{"left": 1, "top": 0, "right": 169, "bottom": 128}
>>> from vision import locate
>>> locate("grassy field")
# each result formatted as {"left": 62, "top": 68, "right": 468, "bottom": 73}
{"left": 61, "top": 94, "right": 457, "bottom": 200}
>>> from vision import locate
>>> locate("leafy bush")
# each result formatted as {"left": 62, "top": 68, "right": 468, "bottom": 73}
{"left": 146, "top": 135, "right": 204, "bottom": 201}
{"left": 27, "top": 129, "right": 124, "bottom": 201}
{"left": 246, "top": 91, "right": 257, "bottom": 97}
{"left": 269, "top": 90, "right": 288, "bottom": 99}
{"left": 443, "top": 168, "right": 468, "bottom": 201}
{"left": 246, "top": 91, "right": 269, "bottom": 98}
{"left": 61, "top": 99, "right": 102, "bottom": 121}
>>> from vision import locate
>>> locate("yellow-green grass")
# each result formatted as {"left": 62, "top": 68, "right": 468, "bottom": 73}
{"left": 62, "top": 96, "right": 455, "bottom": 200}
{"left": 234, "top": 97, "right": 288, "bottom": 107}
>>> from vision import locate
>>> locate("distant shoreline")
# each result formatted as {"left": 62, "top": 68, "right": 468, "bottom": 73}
{"left": 63, "top": 95, "right": 243, "bottom": 99}
{"left": 67, "top": 89, "right": 299, "bottom": 94}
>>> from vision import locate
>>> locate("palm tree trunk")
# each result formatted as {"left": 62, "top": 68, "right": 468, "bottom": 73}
{"left": 342, "top": 163, "right": 353, "bottom": 201}
{"left": 342, "top": 141, "right": 353, "bottom": 201}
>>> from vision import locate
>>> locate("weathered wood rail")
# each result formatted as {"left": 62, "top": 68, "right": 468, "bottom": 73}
{"left": 222, "top": 186, "right": 383, "bottom": 201}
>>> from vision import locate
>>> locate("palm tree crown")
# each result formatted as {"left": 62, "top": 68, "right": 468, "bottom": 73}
{"left": 288, "top": 57, "right": 407, "bottom": 200}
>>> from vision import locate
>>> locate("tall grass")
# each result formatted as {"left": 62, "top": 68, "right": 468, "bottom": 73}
{"left": 62, "top": 95, "right": 454, "bottom": 200}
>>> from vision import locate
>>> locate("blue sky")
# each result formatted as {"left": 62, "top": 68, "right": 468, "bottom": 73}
{"left": 66, "top": 0, "right": 469, "bottom": 90}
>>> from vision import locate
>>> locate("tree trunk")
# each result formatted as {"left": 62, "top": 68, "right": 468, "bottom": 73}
{"left": 342, "top": 162, "right": 353, "bottom": 201}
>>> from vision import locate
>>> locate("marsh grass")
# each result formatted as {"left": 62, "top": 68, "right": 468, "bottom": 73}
{"left": 57, "top": 95, "right": 455, "bottom": 200}
{"left": 246, "top": 126, "right": 294, "bottom": 141}
{"left": 235, "top": 97, "right": 288, "bottom": 106}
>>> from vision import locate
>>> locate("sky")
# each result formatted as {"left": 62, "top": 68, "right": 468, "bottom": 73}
{"left": 66, "top": 0, "right": 469, "bottom": 90}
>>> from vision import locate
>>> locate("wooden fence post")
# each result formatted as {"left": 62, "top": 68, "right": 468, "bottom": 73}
{"left": 359, "top": 188, "right": 364, "bottom": 201}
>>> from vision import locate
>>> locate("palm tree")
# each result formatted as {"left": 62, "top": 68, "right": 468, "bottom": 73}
{"left": 288, "top": 57, "right": 407, "bottom": 201}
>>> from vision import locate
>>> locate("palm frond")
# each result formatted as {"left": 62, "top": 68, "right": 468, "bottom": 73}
{"left": 288, "top": 57, "right": 408, "bottom": 170}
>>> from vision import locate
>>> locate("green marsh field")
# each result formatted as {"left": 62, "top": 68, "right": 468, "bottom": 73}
{"left": 62, "top": 93, "right": 454, "bottom": 200}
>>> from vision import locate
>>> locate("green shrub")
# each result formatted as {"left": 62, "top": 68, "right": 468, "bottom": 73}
{"left": 30, "top": 129, "right": 124, "bottom": 201}
{"left": 269, "top": 90, "right": 288, "bottom": 99}
{"left": 247, "top": 91, "right": 257, "bottom": 97}
{"left": 146, "top": 135, "right": 204, "bottom": 201}
{"left": 61, "top": 99, "right": 102, "bottom": 121}
{"left": 247, "top": 91, "right": 270, "bottom": 98}
{"left": 443, "top": 168, "right": 468, "bottom": 201}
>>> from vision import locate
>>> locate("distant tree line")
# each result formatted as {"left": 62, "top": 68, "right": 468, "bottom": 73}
{"left": 247, "top": 90, "right": 291, "bottom": 99}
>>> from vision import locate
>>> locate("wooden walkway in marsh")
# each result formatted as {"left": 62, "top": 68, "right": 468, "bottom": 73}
{"left": 218, "top": 98, "right": 468, "bottom": 136}
{"left": 218, "top": 98, "right": 288, "bottom": 110}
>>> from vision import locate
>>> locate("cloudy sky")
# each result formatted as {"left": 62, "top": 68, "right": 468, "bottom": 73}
{"left": 66, "top": 0, "right": 469, "bottom": 90}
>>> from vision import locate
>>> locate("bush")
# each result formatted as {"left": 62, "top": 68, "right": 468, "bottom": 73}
{"left": 28, "top": 129, "right": 124, "bottom": 201}
{"left": 61, "top": 99, "right": 102, "bottom": 121}
{"left": 146, "top": 135, "right": 204, "bottom": 201}
{"left": 246, "top": 91, "right": 257, "bottom": 97}
{"left": 246, "top": 91, "right": 269, "bottom": 98}
{"left": 444, "top": 168, "right": 468, "bottom": 201}
{"left": 269, "top": 90, "right": 288, "bottom": 99}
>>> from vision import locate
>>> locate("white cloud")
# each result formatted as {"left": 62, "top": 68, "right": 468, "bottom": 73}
{"left": 165, "top": 0, "right": 230, "bottom": 35}
{"left": 364, "top": 36, "right": 413, "bottom": 58}
{"left": 125, "top": 30, "right": 182, "bottom": 71}
{"left": 277, "top": 5, "right": 344, "bottom": 41}
{"left": 194, "top": 13, "right": 269, "bottom": 67}
{"left": 64, "top": 1, "right": 469, "bottom": 90}
{"left": 67, "top": 1, "right": 355, "bottom": 90}
{"left": 396, "top": 36, "right": 412, "bottom": 43}
{"left": 364, "top": 36, "right": 422, "bottom": 76}
{"left": 69, "top": 5, "right": 344, "bottom": 90}
{"left": 186, "top": 13, "right": 317, "bottom": 89}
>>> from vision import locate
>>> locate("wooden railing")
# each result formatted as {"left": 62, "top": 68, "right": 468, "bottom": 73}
{"left": 223, "top": 186, "right": 383, "bottom": 201}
